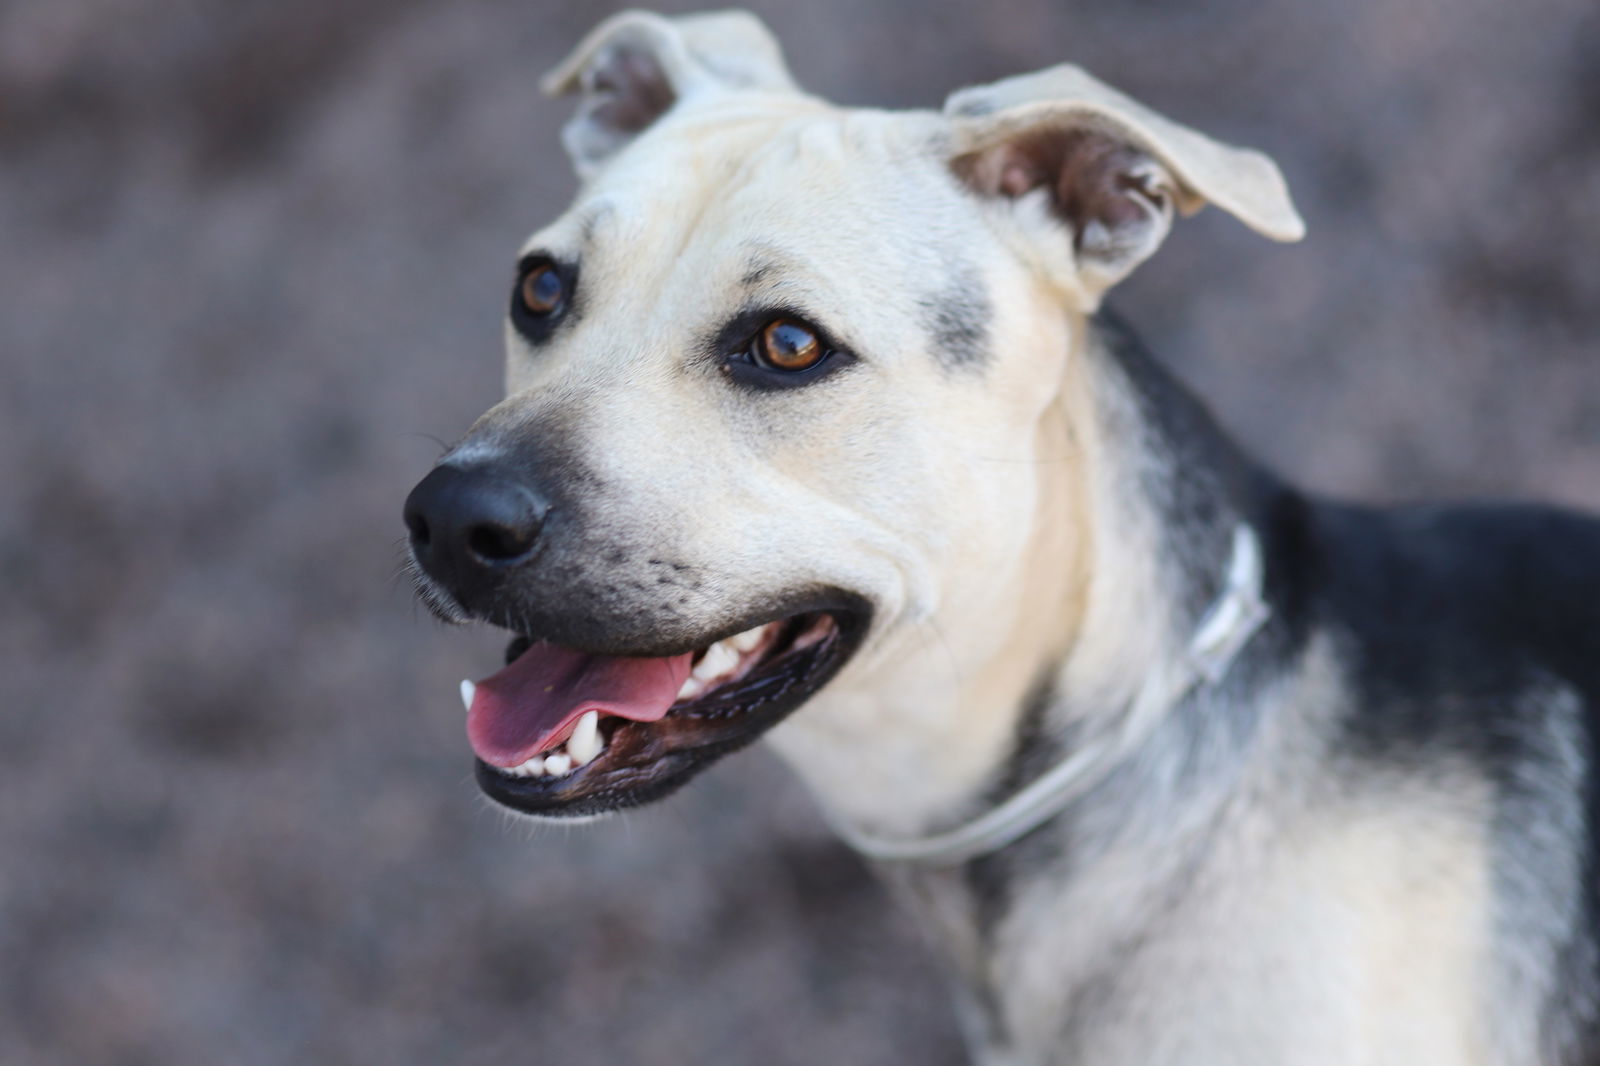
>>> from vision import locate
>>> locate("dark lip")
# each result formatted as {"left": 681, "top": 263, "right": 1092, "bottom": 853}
{"left": 474, "top": 585, "right": 870, "bottom": 661}
{"left": 474, "top": 600, "right": 870, "bottom": 819}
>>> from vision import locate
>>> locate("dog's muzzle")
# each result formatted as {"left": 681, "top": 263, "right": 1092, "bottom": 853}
{"left": 403, "top": 462, "right": 551, "bottom": 611}
{"left": 401, "top": 456, "right": 871, "bottom": 820}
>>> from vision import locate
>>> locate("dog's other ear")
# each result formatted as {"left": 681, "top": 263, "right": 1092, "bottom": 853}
{"left": 543, "top": 9, "right": 800, "bottom": 178}
{"left": 946, "top": 64, "right": 1303, "bottom": 299}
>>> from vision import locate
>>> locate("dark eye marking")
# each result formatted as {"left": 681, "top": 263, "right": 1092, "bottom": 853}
{"left": 510, "top": 255, "right": 579, "bottom": 342}
{"left": 740, "top": 258, "right": 777, "bottom": 287}
{"left": 918, "top": 264, "right": 992, "bottom": 371}
{"left": 710, "top": 307, "right": 857, "bottom": 392}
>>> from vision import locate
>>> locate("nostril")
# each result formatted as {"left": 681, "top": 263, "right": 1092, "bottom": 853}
{"left": 466, "top": 520, "right": 538, "bottom": 564}
{"left": 403, "top": 462, "right": 549, "bottom": 579}
{"left": 405, "top": 510, "right": 432, "bottom": 550}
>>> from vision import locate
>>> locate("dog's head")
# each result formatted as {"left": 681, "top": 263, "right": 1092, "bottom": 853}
{"left": 403, "top": 10, "right": 1302, "bottom": 819}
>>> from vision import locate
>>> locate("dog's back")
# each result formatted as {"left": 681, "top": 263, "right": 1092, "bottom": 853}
{"left": 1309, "top": 501, "right": 1600, "bottom": 1058}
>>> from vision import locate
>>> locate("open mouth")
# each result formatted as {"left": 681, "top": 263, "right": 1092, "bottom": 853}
{"left": 464, "top": 606, "right": 866, "bottom": 818}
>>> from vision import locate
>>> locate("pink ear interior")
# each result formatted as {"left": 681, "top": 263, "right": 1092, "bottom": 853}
{"left": 588, "top": 42, "right": 677, "bottom": 136}
{"left": 958, "top": 128, "right": 1166, "bottom": 253}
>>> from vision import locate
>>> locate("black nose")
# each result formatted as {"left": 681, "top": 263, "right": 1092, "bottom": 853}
{"left": 404, "top": 464, "right": 550, "bottom": 599}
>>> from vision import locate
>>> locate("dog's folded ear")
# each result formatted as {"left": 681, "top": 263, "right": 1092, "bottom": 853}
{"left": 946, "top": 65, "right": 1304, "bottom": 298}
{"left": 543, "top": 10, "right": 800, "bottom": 178}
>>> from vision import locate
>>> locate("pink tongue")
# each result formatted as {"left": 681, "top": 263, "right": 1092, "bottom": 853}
{"left": 467, "top": 642, "right": 693, "bottom": 768}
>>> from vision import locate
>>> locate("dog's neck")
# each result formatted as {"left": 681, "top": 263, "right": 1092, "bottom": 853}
{"left": 767, "top": 309, "right": 1287, "bottom": 848}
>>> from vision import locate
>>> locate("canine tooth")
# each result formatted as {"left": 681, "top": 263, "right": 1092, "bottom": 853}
{"left": 568, "top": 711, "right": 601, "bottom": 766}
{"left": 730, "top": 627, "right": 765, "bottom": 653}
{"left": 459, "top": 680, "right": 475, "bottom": 713}
{"left": 693, "top": 640, "right": 739, "bottom": 681}
{"left": 544, "top": 752, "right": 573, "bottom": 776}
{"left": 676, "top": 676, "right": 703, "bottom": 702}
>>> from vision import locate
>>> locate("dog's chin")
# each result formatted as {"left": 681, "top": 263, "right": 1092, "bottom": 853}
{"left": 470, "top": 600, "right": 870, "bottom": 820}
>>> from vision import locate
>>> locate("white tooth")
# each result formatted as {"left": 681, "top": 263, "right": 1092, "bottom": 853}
{"left": 713, "top": 639, "right": 741, "bottom": 672}
{"left": 544, "top": 752, "right": 572, "bottom": 776}
{"left": 730, "top": 627, "right": 765, "bottom": 653}
{"left": 568, "top": 711, "right": 601, "bottom": 766}
{"left": 676, "top": 676, "right": 703, "bottom": 702}
{"left": 459, "top": 680, "right": 476, "bottom": 713}
{"left": 693, "top": 640, "right": 739, "bottom": 682}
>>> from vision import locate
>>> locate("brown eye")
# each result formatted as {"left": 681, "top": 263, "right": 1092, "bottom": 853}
{"left": 754, "top": 319, "right": 824, "bottom": 372}
{"left": 519, "top": 264, "right": 564, "bottom": 316}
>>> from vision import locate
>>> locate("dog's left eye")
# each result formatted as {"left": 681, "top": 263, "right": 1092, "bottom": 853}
{"left": 753, "top": 319, "right": 825, "bottom": 372}
{"left": 718, "top": 312, "right": 853, "bottom": 390}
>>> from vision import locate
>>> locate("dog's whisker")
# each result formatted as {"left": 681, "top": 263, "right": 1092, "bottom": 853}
{"left": 399, "top": 429, "right": 457, "bottom": 459}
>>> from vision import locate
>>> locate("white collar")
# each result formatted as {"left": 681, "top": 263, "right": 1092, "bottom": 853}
{"left": 828, "top": 524, "right": 1270, "bottom": 866}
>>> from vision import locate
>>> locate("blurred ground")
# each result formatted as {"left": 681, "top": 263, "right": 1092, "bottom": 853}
{"left": 1, "top": 0, "right": 1596, "bottom": 1063}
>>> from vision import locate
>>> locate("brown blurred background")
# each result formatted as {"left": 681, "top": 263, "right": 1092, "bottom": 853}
{"left": 2, "top": 0, "right": 1597, "bottom": 1063}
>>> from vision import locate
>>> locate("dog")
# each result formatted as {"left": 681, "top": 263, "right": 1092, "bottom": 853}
{"left": 402, "top": 10, "right": 1600, "bottom": 1064}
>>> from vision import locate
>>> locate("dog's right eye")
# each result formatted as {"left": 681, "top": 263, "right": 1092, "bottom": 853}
{"left": 510, "top": 257, "right": 575, "bottom": 341}
{"left": 519, "top": 264, "right": 565, "bottom": 317}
